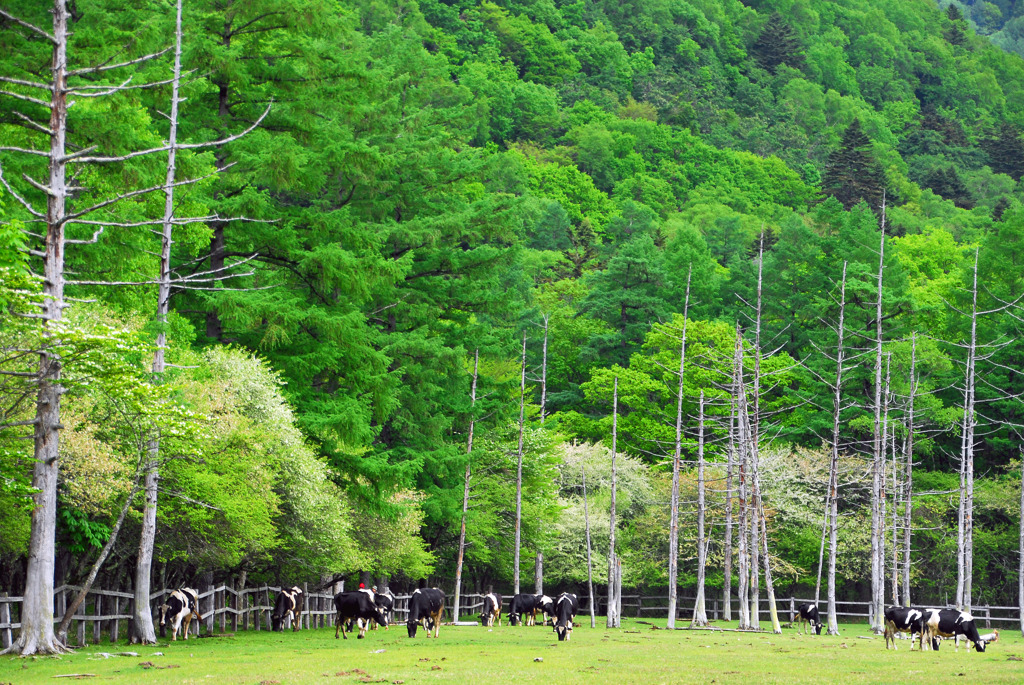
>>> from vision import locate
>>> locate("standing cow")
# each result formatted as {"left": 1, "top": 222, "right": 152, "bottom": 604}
{"left": 407, "top": 587, "right": 445, "bottom": 638}
{"left": 921, "top": 609, "right": 988, "bottom": 652}
{"left": 509, "top": 593, "right": 538, "bottom": 626}
{"left": 534, "top": 594, "right": 556, "bottom": 626}
{"left": 272, "top": 586, "right": 304, "bottom": 632}
{"left": 372, "top": 589, "right": 394, "bottom": 630}
{"left": 160, "top": 588, "right": 203, "bottom": 641}
{"left": 333, "top": 591, "right": 388, "bottom": 639}
{"left": 796, "top": 603, "right": 822, "bottom": 635}
{"left": 554, "top": 592, "right": 578, "bottom": 642}
{"left": 479, "top": 592, "right": 502, "bottom": 627}
{"left": 884, "top": 606, "right": 926, "bottom": 650}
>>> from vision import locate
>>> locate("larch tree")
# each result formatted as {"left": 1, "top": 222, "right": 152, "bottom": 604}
{"left": 825, "top": 262, "right": 849, "bottom": 635}
{"left": 666, "top": 266, "right": 691, "bottom": 629}
{"left": 513, "top": 333, "right": 527, "bottom": 596}
{"left": 691, "top": 390, "right": 708, "bottom": 627}
{"left": 902, "top": 332, "right": 918, "bottom": 607}
{"left": 607, "top": 375, "right": 619, "bottom": 628}
{"left": 452, "top": 349, "right": 479, "bottom": 621}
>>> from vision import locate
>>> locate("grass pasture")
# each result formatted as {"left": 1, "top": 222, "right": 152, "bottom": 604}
{"left": 2, "top": 619, "right": 1023, "bottom": 684}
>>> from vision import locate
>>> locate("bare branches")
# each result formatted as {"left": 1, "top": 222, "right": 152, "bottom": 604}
{"left": 0, "top": 74, "right": 50, "bottom": 90}
{"left": 0, "top": 88, "right": 49, "bottom": 108}
{"left": 0, "top": 9, "right": 57, "bottom": 44}
{"left": 68, "top": 47, "right": 172, "bottom": 76}
{"left": 0, "top": 162, "right": 44, "bottom": 218}
{"left": 64, "top": 165, "right": 232, "bottom": 222}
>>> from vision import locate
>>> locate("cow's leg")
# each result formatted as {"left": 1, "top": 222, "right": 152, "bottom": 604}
{"left": 358, "top": 621, "right": 367, "bottom": 639}
{"left": 182, "top": 614, "right": 192, "bottom": 641}
{"left": 433, "top": 610, "right": 441, "bottom": 638}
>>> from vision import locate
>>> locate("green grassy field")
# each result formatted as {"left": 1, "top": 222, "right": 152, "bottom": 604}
{"left": 2, "top": 619, "right": 1023, "bottom": 684}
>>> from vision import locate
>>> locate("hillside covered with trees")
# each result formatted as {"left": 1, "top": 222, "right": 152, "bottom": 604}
{"left": 3, "top": 0, "right": 1024, "bottom": 652}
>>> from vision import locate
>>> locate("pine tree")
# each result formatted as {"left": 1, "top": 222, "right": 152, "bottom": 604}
{"left": 822, "top": 119, "right": 887, "bottom": 212}
{"left": 945, "top": 5, "right": 969, "bottom": 46}
{"left": 751, "top": 12, "right": 805, "bottom": 74}
{"left": 984, "top": 123, "right": 1024, "bottom": 181}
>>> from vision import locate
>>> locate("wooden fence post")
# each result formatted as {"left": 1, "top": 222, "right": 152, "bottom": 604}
{"left": 93, "top": 592, "right": 102, "bottom": 644}
{"left": 76, "top": 595, "right": 86, "bottom": 646}
{"left": 789, "top": 597, "right": 795, "bottom": 624}
{"left": 110, "top": 595, "right": 119, "bottom": 644}
{"left": 0, "top": 593, "right": 11, "bottom": 649}
{"left": 984, "top": 605, "right": 991, "bottom": 629}
{"left": 265, "top": 587, "right": 272, "bottom": 631}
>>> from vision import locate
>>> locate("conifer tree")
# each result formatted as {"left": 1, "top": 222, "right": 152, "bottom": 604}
{"left": 822, "top": 120, "right": 887, "bottom": 212}
{"left": 984, "top": 123, "right": 1024, "bottom": 181}
{"left": 945, "top": 5, "right": 969, "bottom": 46}
{"left": 751, "top": 12, "right": 805, "bottom": 74}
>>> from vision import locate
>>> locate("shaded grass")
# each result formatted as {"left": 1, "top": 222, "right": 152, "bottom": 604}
{"left": 2, "top": 619, "right": 1023, "bottom": 684}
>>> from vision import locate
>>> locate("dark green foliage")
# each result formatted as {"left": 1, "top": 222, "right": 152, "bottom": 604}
{"left": 751, "top": 12, "right": 805, "bottom": 74}
{"left": 983, "top": 123, "right": 1024, "bottom": 180}
{"left": 822, "top": 120, "right": 887, "bottom": 212}
{"left": 945, "top": 4, "right": 970, "bottom": 45}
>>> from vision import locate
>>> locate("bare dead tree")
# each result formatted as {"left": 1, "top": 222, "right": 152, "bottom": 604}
{"left": 956, "top": 250, "right": 980, "bottom": 611}
{"left": 513, "top": 333, "right": 527, "bottom": 595}
{"left": 879, "top": 352, "right": 891, "bottom": 615}
{"left": 826, "top": 262, "right": 849, "bottom": 635}
{"left": 870, "top": 202, "right": 887, "bottom": 633}
{"left": 723, "top": 371, "right": 735, "bottom": 622}
{"left": 582, "top": 463, "right": 596, "bottom": 628}
{"left": 902, "top": 332, "right": 917, "bottom": 607}
{"left": 666, "top": 267, "right": 691, "bottom": 629}
{"left": 452, "top": 348, "right": 479, "bottom": 621}
{"left": 691, "top": 390, "right": 708, "bottom": 627}
{"left": 891, "top": 416, "right": 900, "bottom": 607}
{"left": 1019, "top": 447, "right": 1023, "bottom": 637}
{"left": 539, "top": 312, "right": 549, "bottom": 425}
{"left": 734, "top": 327, "right": 750, "bottom": 630}
{"left": 607, "top": 375, "right": 619, "bottom": 628}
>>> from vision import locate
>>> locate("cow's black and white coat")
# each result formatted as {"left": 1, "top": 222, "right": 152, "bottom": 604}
{"left": 534, "top": 594, "right": 556, "bottom": 626}
{"left": 333, "top": 591, "right": 387, "bottom": 639}
{"left": 796, "top": 603, "right": 822, "bottom": 635}
{"left": 921, "top": 609, "right": 988, "bottom": 652}
{"left": 372, "top": 590, "right": 394, "bottom": 630}
{"left": 407, "top": 587, "right": 445, "bottom": 638}
{"left": 272, "top": 585, "right": 304, "bottom": 632}
{"left": 160, "top": 588, "right": 202, "bottom": 641}
{"left": 508, "top": 593, "right": 538, "bottom": 626}
{"left": 480, "top": 592, "right": 502, "bottom": 627}
{"left": 884, "top": 606, "right": 926, "bottom": 650}
{"left": 554, "top": 592, "right": 578, "bottom": 642}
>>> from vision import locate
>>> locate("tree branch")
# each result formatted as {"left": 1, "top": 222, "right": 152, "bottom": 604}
{"left": 0, "top": 9, "right": 57, "bottom": 44}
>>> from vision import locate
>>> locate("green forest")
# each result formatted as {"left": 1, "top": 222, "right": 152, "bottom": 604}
{"left": 3, "top": 0, "right": 1024, "bottom": 652}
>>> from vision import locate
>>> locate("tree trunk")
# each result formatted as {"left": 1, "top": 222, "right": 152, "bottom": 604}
{"left": 723, "top": 381, "right": 735, "bottom": 622}
{"left": 1019, "top": 450, "right": 1023, "bottom": 638}
{"left": 748, "top": 236, "right": 765, "bottom": 632}
{"left": 878, "top": 353, "right": 891, "bottom": 616}
{"left": 870, "top": 219, "right": 886, "bottom": 633}
{"left": 607, "top": 376, "right": 619, "bottom": 628}
{"left": 8, "top": 0, "right": 70, "bottom": 656}
{"left": 666, "top": 268, "right": 691, "bottom": 629}
{"left": 534, "top": 553, "right": 543, "bottom": 595}
{"left": 539, "top": 314, "right": 548, "bottom": 425}
{"left": 826, "top": 262, "right": 848, "bottom": 636}
{"left": 957, "top": 249, "right": 979, "bottom": 611}
{"left": 903, "top": 332, "right": 917, "bottom": 607}
{"left": 691, "top": 392, "right": 708, "bottom": 627}
{"left": 582, "top": 464, "right": 596, "bottom": 628}
{"left": 513, "top": 334, "right": 527, "bottom": 596}
{"left": 891, "top": 421, "right": 899, "bottom": 607}
{"left": 452, "top": 349, "right": 479, "bottom": 622}
{"left": 734, "top": 328, "right": 750, "bottom": 630}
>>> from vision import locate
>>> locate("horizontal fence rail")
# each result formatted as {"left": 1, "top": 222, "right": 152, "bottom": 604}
{"left": 1, "top": 586, "right": 1019, "bottom": 648}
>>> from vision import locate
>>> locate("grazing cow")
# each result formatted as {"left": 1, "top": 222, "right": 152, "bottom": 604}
{"left": 509, "top": 593, "right": 539, "bottom": 626}
{"left": 884, "top": 606, "right": 926, "bottom": 650}
{"left": 921, "top": 609, "right": 987, "bottom": 652}
{"left": 554, "top": 592, "right": 578, "bottom": 642}
{"left": 796, "top": 603, "right": 822, "bottom": 635}
{"left": 407, "top": 588, "right": 445, "bottom": 638}
{"left": 272, "top": 586, "right": 304, "bottom": 632}
{"left": 534, "top": 594, "right": 556, "bottom": 626}
{"left": 160, "top": 588, "right": 203, "bottom": 641}
{"left": 333, "top": 591, "right": 388, "bottom": 640}
{"left": 479, "top": 592, "right": 502, "bottom": 627}
{"left": 372, "top": 590, "right": 394, "bottom": 630}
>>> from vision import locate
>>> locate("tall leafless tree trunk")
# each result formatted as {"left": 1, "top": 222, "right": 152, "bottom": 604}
{"left": 453, "top": 349, "right": 479, "bottom": 621}
{"left": 891, "top": 421, "right": 899, "bottom": 607}
{"left": 1019, "top": 448, "right": 1023, "bottom": 637}
{"left": 826, "top": 262, "right": 848, "bottom": 636}
{"left": 582, "top": 464, "right": 596, "bottom": 628}
{"left": 666, "top": 268, "right": 691, "bottom": 629}
{"left": 539, "top": 313, "right": 549, "bottom": 425}
{"left": 133, "top": 0, "right": 186, "bottom": 644}
{"left": 958, "top": 249, "right": 980, "bottom": 611}
{"left": 878, "top": 353, "right": 891, "bottom": 614}
{"left": 734, "top": 328, "right": 750, "bottom": 630}
{"left": 903, "top": 333, "right": 917, "bottom": 607}
{"left": 691, "top": 391, "right": 708, "bottom": 627}
{"left": 870, "top": 209, "right": 887, "bottom": 633}
{"left": 607, "top": 376, "right": 619, "bottom": 628}
{"left": 513, "top": 333, "right": 527, "bottom": 596}
{"left": 748, "top": 235, "right": 766, "bottom": 631}
{"left": 723, "top": 376, "right": 735, "bottom": 622}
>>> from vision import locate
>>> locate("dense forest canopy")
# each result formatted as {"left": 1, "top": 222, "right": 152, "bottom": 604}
{"left": 3, "top": 0, "right": 1024, "bottom": 630}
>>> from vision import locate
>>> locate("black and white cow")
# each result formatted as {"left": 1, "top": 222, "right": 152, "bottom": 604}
{"left": 272, "top": 586, "right": 304, "bottom": 632}
{"left": 372, "top": 590, "right": 394, "bottom": 630}
{"left": 160, "top": 588, "right": 202, "bottom": 641}
{"left": 333, "top": 591, "right": 388, "bottom": 640}
{"left": 479, "top": 592, "right": 502, "bottom": 627}
{"left": 509, "top": 593, "right": 538, "bottom": 626}
{"left": 796, "top": 603, "right": 822, "bottom": 635}
{"left": 922, "top": 609, "right": 988, "bottom": 652}
{"left": 534, "top": 594, "right": 556, "bottom": 626}
{"left": 554, "top": 592, "right": 578, "bottom": 642}
{"left": 884, "top": 606, "right": 926, "bottom": 650}
{"left": 407, "top": 587, "right": 445, "bottom": 638}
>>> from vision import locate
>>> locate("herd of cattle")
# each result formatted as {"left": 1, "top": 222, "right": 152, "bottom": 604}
{"left": 795, "top": 603, "right": 999, "bottom": 653}
{"left": 157, "top": 587, "right": 998, "bottom": 653}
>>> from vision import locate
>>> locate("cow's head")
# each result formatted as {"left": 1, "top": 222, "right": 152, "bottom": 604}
{"left": 159, "top": 602, "right": 169, "bottom": 627}
{"left": 814, "top": 621, "right": 823, "bottom": 635}
{"left": 407, "top": 619, "right": 418, "bottom": 638}
{"left": 375, "top": 607, "right": 389, "bottom": 628}
{"left": 509, "top": 612, "right": 520, "bottom": 626}
{"left": 974, "top": 639, "right": 987, "bottom": 653}
{"left": 556, "top": 622, "right": 569, "bottom": 641}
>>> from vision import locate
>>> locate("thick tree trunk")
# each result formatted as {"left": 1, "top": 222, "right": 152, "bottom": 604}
{"left": 513, "top": 334, "right": 527, "bottom": 596}
{"left": 534, "top": 553, "right": 543, "bottom": 595}
{"left": 8, "top": 0, "right": 70, "bottom": 656}
{"left": 903, "top": 333, "right": 917, "bottom": 607}
{"left": 607, "top": 376, "right": 619, "bottom": 628}
{"left": 666, "top": 269, "right": 691, "bottom": 629}
{"left": 691, "top": 392, "right": 708, "bottom": 627}
{"left": 452, "top": 349, "right": 478, "bottom": 622}
{"left": 826, "top": 262, "right": 848, "bottom": 636}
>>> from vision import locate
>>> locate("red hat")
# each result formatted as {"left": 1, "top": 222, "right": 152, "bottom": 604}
{"left": 359, "top": 583, "right": 365, "bottom": 589}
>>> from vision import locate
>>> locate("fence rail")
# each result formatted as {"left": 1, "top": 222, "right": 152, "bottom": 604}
{"left": 1, "top": 585, "right": 1019, "bottom": 648}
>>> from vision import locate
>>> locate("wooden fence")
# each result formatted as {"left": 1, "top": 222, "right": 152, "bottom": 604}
{"left": 1, "top": 586, "right": 1019, "bottom": 647}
